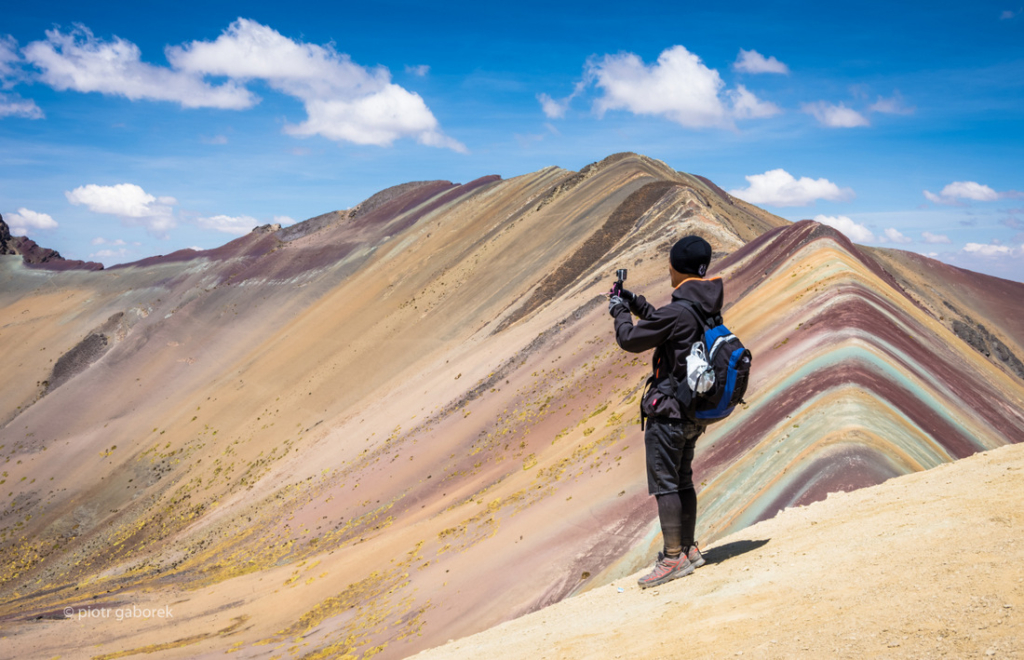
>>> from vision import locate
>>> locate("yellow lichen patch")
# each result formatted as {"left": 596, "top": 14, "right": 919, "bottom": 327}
{"left": 254, "top": 545, "right": 432, "bottom": 660}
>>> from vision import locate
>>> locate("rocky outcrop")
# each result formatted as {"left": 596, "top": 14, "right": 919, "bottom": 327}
{"left": 0, "top": 212, "right": 17, "bottom": 255}
{"left": 46, "top": 312, "right": 126, "bottom": 393}
{"left": 953, "top": 318, "right": 1024, "bottom": 379}
{"left": 0, "top": 213, "right": 104, "bottom": 271}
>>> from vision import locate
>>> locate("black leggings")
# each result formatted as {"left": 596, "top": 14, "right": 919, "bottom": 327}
{"left": 645, "top": 418, "right": 703, "bottom": 558}
{"left": 656, "top": 488, "right": 697, "bottom": 558}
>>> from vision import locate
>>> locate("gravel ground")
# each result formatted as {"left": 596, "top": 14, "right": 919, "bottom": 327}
{"left": 412, "top": 442, "right": 1024, "bottom": 660}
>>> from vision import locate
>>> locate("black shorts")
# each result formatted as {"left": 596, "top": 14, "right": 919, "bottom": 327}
{"left": 644, "top": 418, "right": 704, "bottom": 496}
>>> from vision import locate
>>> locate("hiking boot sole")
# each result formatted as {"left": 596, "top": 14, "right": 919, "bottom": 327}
{"left": 638, "top": 560, "right": 694, "bottom": 589}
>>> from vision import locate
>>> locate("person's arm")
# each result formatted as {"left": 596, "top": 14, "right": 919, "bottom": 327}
{"left": 628, "top": 293, "right": 656, "bottom": 320}
{"left": 613, "top": 303, "right": 677, "bottom": 353}
{"left": 616, "top": 288, "right": 656, "bottom": 320}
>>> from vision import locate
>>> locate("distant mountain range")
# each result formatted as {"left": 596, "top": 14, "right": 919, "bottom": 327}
{"left": 2, "top": 153, "right": 1021, "bottom": 659}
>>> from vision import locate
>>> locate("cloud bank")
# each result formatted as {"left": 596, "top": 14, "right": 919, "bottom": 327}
{"left": 23, "top": 25, "right": 254, "bottom": 109}
{"left": 19, "top": 20, "right": 463, "bottom": 151}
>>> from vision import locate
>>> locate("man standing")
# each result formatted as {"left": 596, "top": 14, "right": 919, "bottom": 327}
{"left": 609, "top": 235, "right": 722, "bottom": 589}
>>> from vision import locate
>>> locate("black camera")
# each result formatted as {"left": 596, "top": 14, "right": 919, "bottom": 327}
{"left": 613, "top": 268, "right": 627, "bottom": 295}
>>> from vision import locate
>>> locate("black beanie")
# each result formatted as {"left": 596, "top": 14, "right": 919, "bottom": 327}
{"left": 670, "top": 236, "right": 712, "bottom": 277}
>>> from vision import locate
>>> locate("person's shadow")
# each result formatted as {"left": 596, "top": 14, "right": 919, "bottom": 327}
{"left": 702, "top": 538, "right": 770, "bottom": 566}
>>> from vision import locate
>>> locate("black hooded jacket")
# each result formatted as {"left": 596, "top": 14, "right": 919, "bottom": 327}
{"left": 613, "top": 277, "right": 725, "bottom": 420}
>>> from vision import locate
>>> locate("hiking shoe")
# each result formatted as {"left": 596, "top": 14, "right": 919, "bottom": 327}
{"left": 687, "top": 543, "right": 705, "bottom": 569}
{"left": 637, "top": 554, "right": 693, "bottom": 589}
{"left": 657, "top": 545, "right": 706, "bottom": 570}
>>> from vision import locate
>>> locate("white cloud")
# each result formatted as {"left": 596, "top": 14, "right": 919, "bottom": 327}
{"left": 941, "top": 181, "right": 999, "bottom": 201}
{"left": 89, "top": 247, "right": 129, "bottom": 260}
{"left": 1000, "top": 8, "right": 1022, "bottom": 19}
{"left": 929, "top": 179, "right": 999, "bottom": 204}
{"left": 869, "top": 92, "right": 914, "bottom": 115}
{"left": 922, "top": 231, "right": 951, "bottom": 244}
{"left": 922, "top": 180, "right": 1019, "bottom": 205}
{"left": 1, "top": 35, "right": 25, "bottom": 87}
{"left": 23, "top": 25, "right": 255, "bottom": 109}
{"left": 6, "top": 207, "right": 58, "bottom": 234}
{"left": 91, "top": 237, "right": 126, "bottom": 245}
{"left": 21, "top": 21, "right": 461, "bottom": 151}
{"left": 963, "top": 242, "right": 1016, "bottom": 257}
{"left": 66, "top": 183, "right": 173, "bottom": 217}
{"left": 196, "top": 214, "right": 261, "bottom": 235}
{"left": 201, "top": 134, "right": 228, "bottom": 145}
{"left": 882, "top": 227, "right": 913, "bottom": 244}
{"left": 733, "top": 49, "right": 790, "bottom": 75}
{"left": 537, "top": 80, "right": 588, "bottom": 120}
{"left": 729, "top": 169, "right": 855, "bottom": 207}
{"left": 538, "top": 92, "right": 569, "bottom": 119}
{"left": 814, "top": 215, "right": 876, "bottom": 243}
{"left": 66, "top": 183, "right": 177, "bottom": 235}
{"left": 286, "top": 87, "right": 464, "bottom": 151}
{"left": 167, "top": 19, "right": 378, "bottom": 99}
{"left": 405, "top": 64, "right": 429, "bottom": 77}
{"left": 728, "top": 84, "right": 781, "bottom": 119}
{"left": 167, "top": 19, "right": 463, "bottom": 151}
{"left": 541, "top": 45, "right": 778, "bottom": 128}
{"left": 587, "top": 45, "right": 730, "bottom": 128}
{"left": 802, "top": 101, "right": 869, "bottom": 128}
{"left": 191, "top": 214, "right": 293, "bottom": 235}
{"left": 0, "top": 37, "right": 43, "bottom": 118}
{"left": 0, "top": 93, "right": 43, "bottom": 119}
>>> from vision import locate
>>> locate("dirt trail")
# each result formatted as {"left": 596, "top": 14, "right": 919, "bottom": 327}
{"left": 412, "top": 442, "right": 1024, "bottom": 660}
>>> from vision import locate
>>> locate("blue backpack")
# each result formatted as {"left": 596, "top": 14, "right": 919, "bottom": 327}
{"left": 677, "top": 302, "right": 752, "bottom": 423}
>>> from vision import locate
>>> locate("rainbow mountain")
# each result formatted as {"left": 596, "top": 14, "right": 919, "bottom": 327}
{"left": 1, "top": 153, "right": 1021, "bottom": 658}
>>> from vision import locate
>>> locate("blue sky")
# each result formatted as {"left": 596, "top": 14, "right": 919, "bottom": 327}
{"left": 1, "top": 1, "right": 1022, "bottom": 281}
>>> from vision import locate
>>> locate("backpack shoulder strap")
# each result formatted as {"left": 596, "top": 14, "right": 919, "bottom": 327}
{"left": 676, "top": 299, "right": 717, "bottom": 332}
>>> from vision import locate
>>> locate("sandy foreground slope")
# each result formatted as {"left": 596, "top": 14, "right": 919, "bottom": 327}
{"left": 413, "top": 442, "right": 1024, "bottom": 660}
